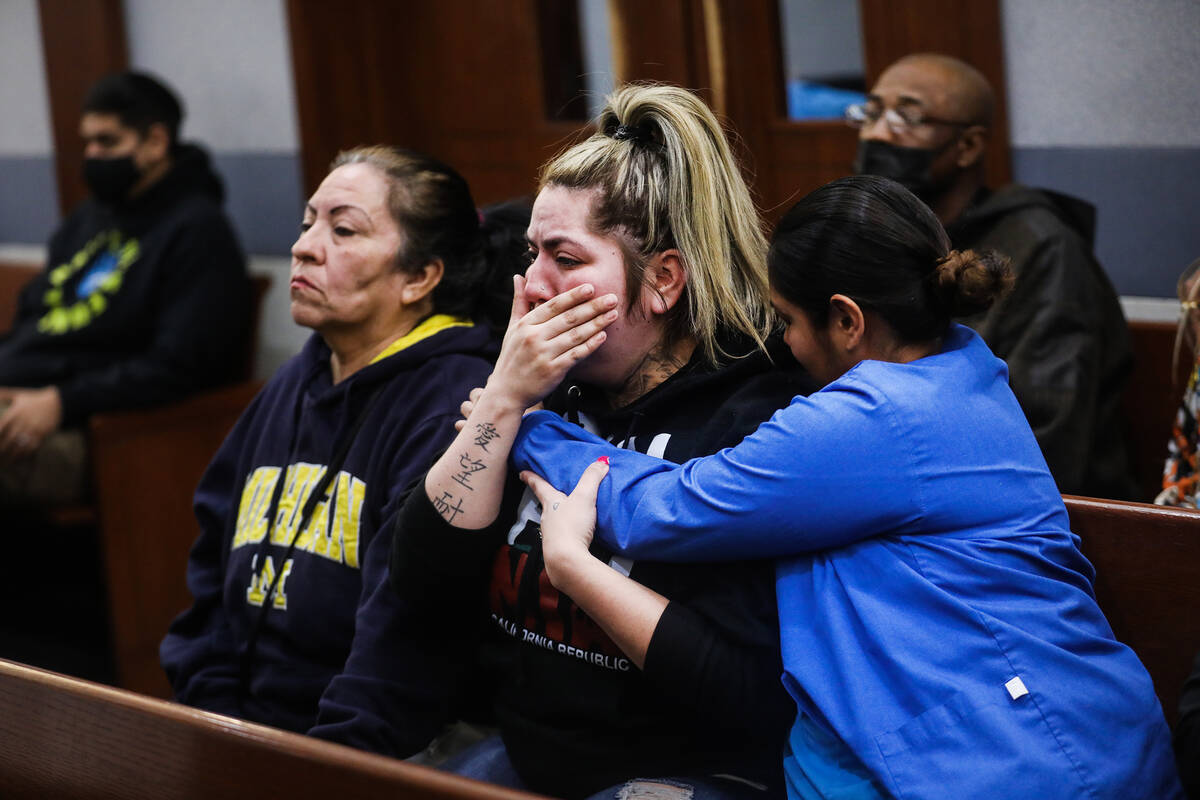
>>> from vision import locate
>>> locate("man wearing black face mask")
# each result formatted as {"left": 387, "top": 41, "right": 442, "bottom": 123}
{"left": 851, "top": 53, "right": 1137, "bottom": 501}
{"left": 0, "top": 71, "right": 250, "bottom": 507}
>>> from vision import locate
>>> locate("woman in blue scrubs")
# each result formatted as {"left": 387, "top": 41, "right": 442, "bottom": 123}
{"left": 510, "top": 176, "right": 1182, "bottom": 800}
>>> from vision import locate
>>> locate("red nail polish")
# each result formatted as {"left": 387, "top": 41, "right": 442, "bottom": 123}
{"left": 598, "top": 456, "right": 609, "bottom": 465}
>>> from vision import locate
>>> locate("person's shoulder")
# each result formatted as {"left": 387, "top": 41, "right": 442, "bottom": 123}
{"left": 157, "top": 190, "right": 237, "bottom": 239}
{"left": 262, "top": 334, "right": 327, "bottom": 390}
{"left": 840, "top": 327, "right": 1005, "bottom": 420}
{"left": 672, "top": 342, "right": 819, "bottom": 453}
{"left": 398, "top": 348, "right": 493, "bottom": 398}
{"left": 964, "top": 184, "right": 1092, "bottom": 253}
{"left": 713, "top": 337, "right": 820, "bottom": 407}
{"left": 363, "top": 330, "right": 494, "bottom": 420}
{"left": 48, "top": 199, "right": 108, "bottom": 249}
{"left": 373, "top": 322, "right": 496, "bottom": 385}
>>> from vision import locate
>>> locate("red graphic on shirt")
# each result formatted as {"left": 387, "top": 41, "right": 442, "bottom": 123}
{"left": 489, "top": 517, "right": 626, "bottom": 666}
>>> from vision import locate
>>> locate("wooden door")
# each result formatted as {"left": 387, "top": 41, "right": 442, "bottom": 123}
{"left": 287, "top": 0, "right": 587, "bottom": 203}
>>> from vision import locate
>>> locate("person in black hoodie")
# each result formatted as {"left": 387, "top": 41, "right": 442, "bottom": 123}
{"left": 160, "top": 147, "right": 527, "bottom": 756}
{"left": 850, "top": 53, "right": 1137, "bottom": 500}
{"left": 393, "top": 84, "right": 818, "bottom": 799}
{"left": 0, "top": 71, "right": 250, "bottom": 507}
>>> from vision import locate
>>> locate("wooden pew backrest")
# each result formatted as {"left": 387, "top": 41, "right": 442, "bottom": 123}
{"left": 0, "top": 658, "right": 540, "bottom": 800}
{"left": 0, "top": 259, "right": 274, "bottom": 697}
{"left": 91, "top": 380, "right": 263, "bottom": 696}
{"left": 1123, "top": 320, "right": 1191, "bottom": 502}
{"left": 1065, "top": 494, "right": 1200, "bottom": 727}
{"left": 0, "top": 260, "right": 38, "bottom": 332}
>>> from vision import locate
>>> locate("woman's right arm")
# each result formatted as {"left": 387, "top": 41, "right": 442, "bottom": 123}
{"left": 420, "top": 276, "right": 617, "bottom": 530}
{"left": 512, "top": 383, "right": 922, "bottom": 561}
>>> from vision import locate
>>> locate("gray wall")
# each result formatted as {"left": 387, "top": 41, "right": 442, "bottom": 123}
{"left": 0, "top": 0, "right": 304, "bottom": 258}
{"left": 1003, "top": 0, "right": 1200, "bottom": 297}
{"left": 779, "top": 0, "right": 865, "bottom": 82}
{"left": 0, "top": 0, "right": 59, "bottom": 245}
{"left": 4, "top": 0, "right": 1198, "bottom": 374}
{"left": 125, "top": 0, "right": 303, "bottom": 257}
{"left": 0, "top": 0, "right": 308, "bottom": 375}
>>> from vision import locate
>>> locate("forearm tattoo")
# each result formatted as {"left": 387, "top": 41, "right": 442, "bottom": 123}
{"left": 451, "top": 451, "right": 488, "bottom": 490}
{"left": 433, "top": 490, "right": 466, "bottom": 523}
{"left": 473, "top": 422, "right": 500, "bottom": 452}
{"left": 433, "top": 420, "right": 501, "bottom": 523}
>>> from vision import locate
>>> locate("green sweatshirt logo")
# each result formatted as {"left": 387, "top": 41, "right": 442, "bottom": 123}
{"left": 38, "top": 230, "right": 140, "bottom": 335}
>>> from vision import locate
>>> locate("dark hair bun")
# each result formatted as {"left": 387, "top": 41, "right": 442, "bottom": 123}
{"left": 932, "top": 248, "right": 1013, "bottom": 317}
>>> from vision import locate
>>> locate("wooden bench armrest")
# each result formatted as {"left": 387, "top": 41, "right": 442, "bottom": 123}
{"left": 1063, "top": 494, "right": 1200, "bottom": 726}
{"left": 86, "top": 381, "right": 263, "bottom": 697}
{"left": 88, "top": 380, "right": 263, "bottom": 442}
{"left": 0, "top": 658, "right": 540, "bottom": 799}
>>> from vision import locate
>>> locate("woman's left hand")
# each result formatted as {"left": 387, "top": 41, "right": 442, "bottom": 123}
{"left": 520, "top": 457, "right": 609, "bottom": 590}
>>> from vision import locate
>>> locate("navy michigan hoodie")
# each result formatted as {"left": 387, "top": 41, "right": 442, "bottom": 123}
{"left": 161, "top": 316, "right": 497, "bottom": 756}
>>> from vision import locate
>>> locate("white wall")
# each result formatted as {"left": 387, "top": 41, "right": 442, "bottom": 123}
{"left": 123, "top": 0, "right": 299, "bottom": 152}
{"left": 779, "top": 0, "right": 864, "bottom": 81}
{"left": 1002, "top": 0, "right": 1200, "bottom": 148}
{"left": 579, "top": 0, "right": 615, "bottom": 118}
{"left": 0, "top": 0, "right": 53, "bottom": 157}
{"left": 1000, "top": 0, "right": 1200, "bottom": 297}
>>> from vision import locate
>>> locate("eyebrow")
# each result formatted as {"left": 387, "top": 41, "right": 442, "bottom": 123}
{"left": 303, "top": 203, "right": 373, "bottom": 225}
{"left": 532, "top": 235, "right": 587, "bottom": 252}
{"left": 865, "top": 92, "right": 926, "bottom": 108}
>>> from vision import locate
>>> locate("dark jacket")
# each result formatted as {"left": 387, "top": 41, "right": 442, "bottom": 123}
{"left": 0, "top": 144, "right": 250, "bottom": 425}
{"left": 394, "top": 335, "right": 818, "bottom": 798}
{"left": 160, "top": 318, "right": 497, "bottom": 756}
{"left": 1176, "top": 647, "right": 1200, "bottom": 797}
{"left": 947, "top": 185, "right": 1137, "bottom": 500}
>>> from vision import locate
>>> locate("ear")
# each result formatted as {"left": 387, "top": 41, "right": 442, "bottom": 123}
{"left": 398, "top": 259, "right": 445, "bottom": 306}
{"left": 642, "top": 249, "right": 687, "bottom": 316}
{"left": 140, "top": 122, "right": 171, "bottom": 162}
{"left": 954, "top": 125, "right": 988, "bottom": 170}
{"left": 826, "top": 294, "right": 866, "bottom": 351}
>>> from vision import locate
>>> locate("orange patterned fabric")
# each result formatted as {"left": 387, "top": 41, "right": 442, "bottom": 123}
{"left": 1160, "top": 359, "right": 1200, "bottom": 507}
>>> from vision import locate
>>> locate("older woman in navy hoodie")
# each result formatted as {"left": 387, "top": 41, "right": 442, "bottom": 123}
{"left": 161, "top": 147, "right": 525, "bottom": 756}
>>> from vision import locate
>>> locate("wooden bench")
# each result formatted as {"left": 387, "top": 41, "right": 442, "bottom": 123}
{"left": 1065, "top": 494, "right": 1200, "bottom": 727}
{"left": 0, "top": 658, "right": 540, "bottom": 800}
{"left": 1122, "top": 319, "right": 1191, "bottom": 503}
{"left": 1, "top": 260, "right": 269, "bottom": 697}
{"left": 91, "top": 380, "right": 264, "bottom": 696}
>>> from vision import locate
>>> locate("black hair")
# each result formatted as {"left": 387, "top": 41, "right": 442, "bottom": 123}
{"left": 769, "top": 175, "right": 1011, "bottom": 341}
{"left": 332, "top": 146, "right": 526, "bottom": 329}
{"left": 82, "top": 71, "right": 184, "bottom": 150}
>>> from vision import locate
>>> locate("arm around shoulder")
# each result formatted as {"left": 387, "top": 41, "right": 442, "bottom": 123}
{"left": 514, "top": 383, "right": 924, "bottom": 560}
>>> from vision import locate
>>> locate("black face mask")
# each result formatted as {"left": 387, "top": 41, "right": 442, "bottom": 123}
{"left": 853, "top": 139, "right": 944, "bottom": 202}
{"left": 82, "top": 156, "right": 141, "bottom": 205}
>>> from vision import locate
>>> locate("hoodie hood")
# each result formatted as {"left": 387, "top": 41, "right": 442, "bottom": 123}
{"left": 102, "top": 142, "right": 226, "bottom": 225}
{"left": 295, "top": 316, "right": 499, "bottom": 408}
{"left": 550, "top": 330, "right": 815, "bottom": 447}
{"left": 947, "top": 185, "right": 1098, "bottom": 248}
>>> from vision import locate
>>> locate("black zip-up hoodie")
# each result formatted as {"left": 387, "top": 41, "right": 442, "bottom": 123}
{"left": 0, "top": 143, "right": 250, "bottom": 424}
{"left": 946, "top": 185, "right": 1137, "bottom": 499}
{"left": 395, "top": 334, "right": 819, "bottom": 798}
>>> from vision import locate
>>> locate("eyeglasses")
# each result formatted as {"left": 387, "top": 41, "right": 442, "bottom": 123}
{"left": 844, "top": 103, "right": 972, "bottom": 134}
